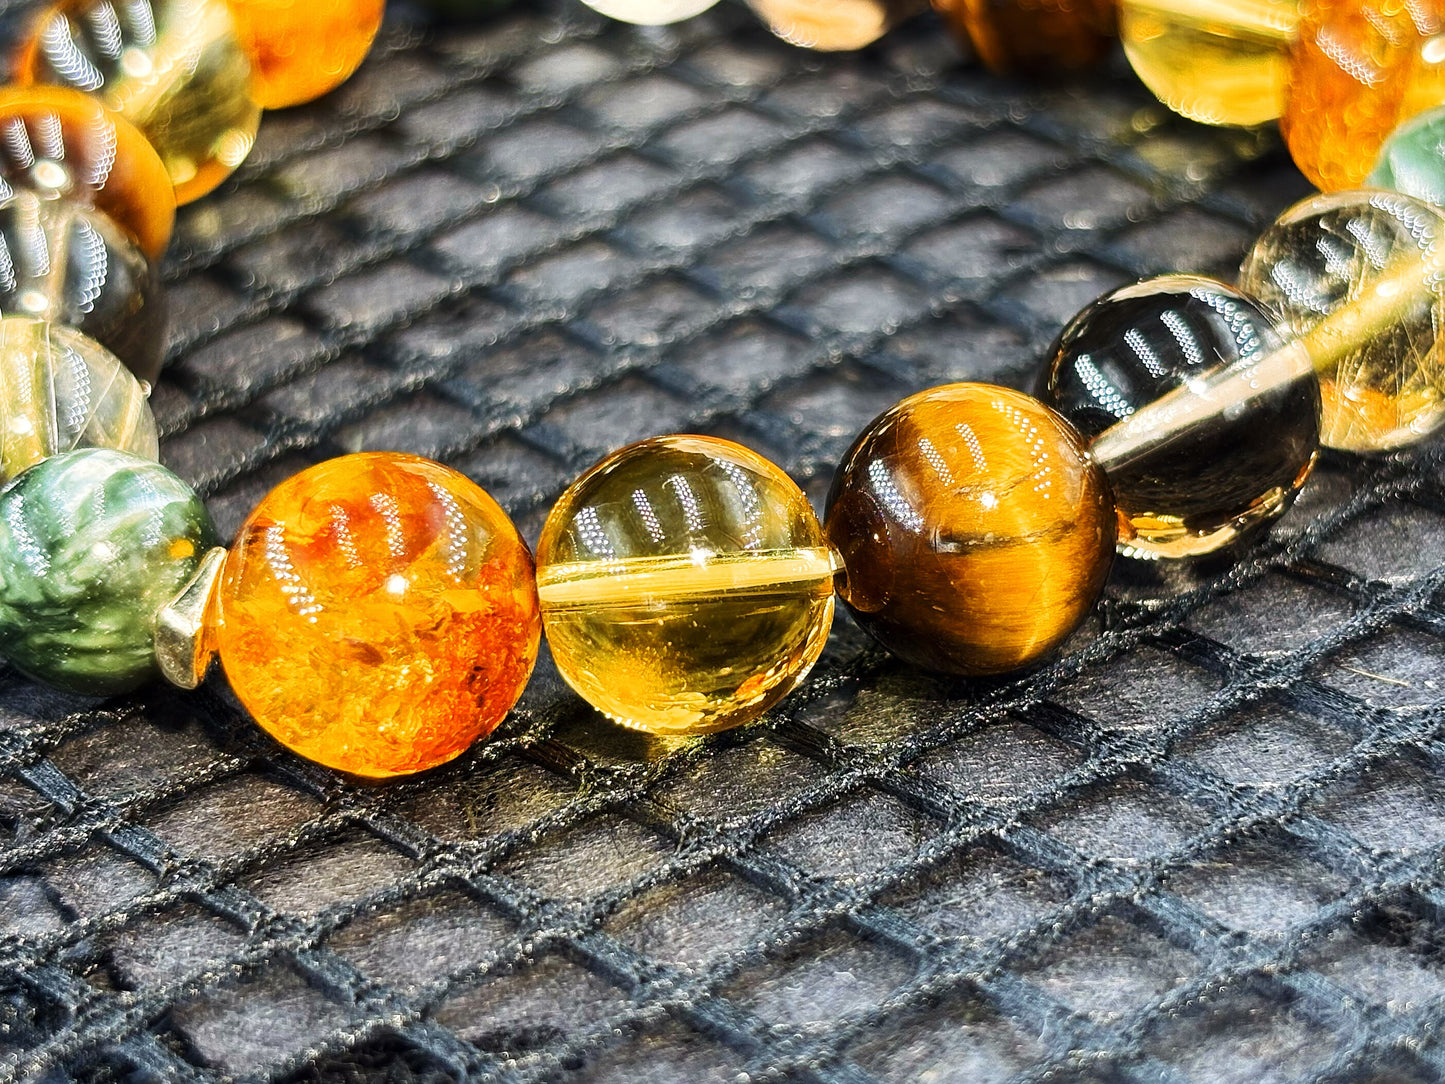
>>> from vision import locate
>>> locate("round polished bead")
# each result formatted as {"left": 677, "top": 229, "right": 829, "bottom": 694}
{"left": 1120, "top": 0, "right": 1301, "bottom": 126}
{"left": 0, "top": 87, "right": 174, "bottom": 259}
{"left": 216, "top": 453, "right": 541, "bottom": 778}
{"left": 1283, "top": 0, "right": 1445, "bottom": 191}
{"left": 537, "top": 436, "right": 834, "bottom": 736}
{"left": 578, "top": 0, "right": 720, "bottom": 23}
{"left": 1240, "top": 190, "right": 1445, "bottom": 452}
{"left": 933, "top": 0, "right": 1117, "bottom": 75}
{"left": 227, "top": 0, "right": 385, "bottom": 109}
{"left": 1367, "top": 105, "right": 1445, "bottom": 209}
{"left": 1037, "top": 275, "right": 1319, "bottom": 559}
{"left": 0, "top": 191, "right": 166, "bottom": 384}
{"left": 825, "top": 385, "right": 1114, "bottom": 675}
{"left": 17, "top": 0, "right": 263, "bottom": 204}
{"left": 0, "top": 317, "right": 157, "bottom": 483}
{"left": 0, "top": 448, "right": 216, "bottom": 695}
{"left": 746, "top": 0, "right": 924, "bottom": 50}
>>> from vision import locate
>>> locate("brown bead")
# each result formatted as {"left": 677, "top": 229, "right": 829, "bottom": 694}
{"left": 933, "top": 0, "right": 1117, "bottom": 75}
{"left": 825, "top": 384, "right": 1115, "bottom": 676}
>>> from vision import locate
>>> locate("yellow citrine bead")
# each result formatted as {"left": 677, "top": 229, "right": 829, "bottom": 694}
{"left": 17, "top": 0, "right": 263, "bottom": 204}
{"left": 226, "top": 0, "right": 385, "bottom": 110}
{"left": 216, "top": 453, "right": 542, "bottom": 778}
{"left": 1120, "top": 0, "right": 1302, "bottom": 126}
{"left": 536, "top": 436, "right": 835, "bottom": 737}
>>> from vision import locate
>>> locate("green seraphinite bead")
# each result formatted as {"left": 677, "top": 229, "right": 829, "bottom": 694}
{"left": 1367, "top": 105, "right": 1445, "bottom": 208}
{"left": 0, "top": 448, "right": 217, "bottom": 695}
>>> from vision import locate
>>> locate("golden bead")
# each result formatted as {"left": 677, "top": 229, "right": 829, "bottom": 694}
{"left": 537, "top": 436, "right": 835, "bottom": 736}
{"left": 1120, "top": 0, "right": 1301, "bottom": 126}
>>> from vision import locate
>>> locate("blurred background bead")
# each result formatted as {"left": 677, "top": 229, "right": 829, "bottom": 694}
{"left": 17, "top": 0, "right": 263, "bottom": 204}
{"left": 217, "top": 453, "right": 541, "bottom": 778}
{"left": 934, "top": 0, "right": 1116, "bottom": 75}
{"left": 537, "top": 436, "right": 834, "bottom": 736}
{"left": 579, "top": 0, "right": 720, "bottom": 24}
{"left": 1283, "top": 0, "right": 1445, "bottom": 191}
{"left": 1120, "top": 0, "right": 1301, "bottom": 125}
{"left": 0, "top": 317, "right": 157, "bottom": 482}
{"left": 227, "top": 0, "right": 385, "bottom": 109}
{"left": 0, "top": 191, "right": 165, "bottom": 383}
{"left": 747, "top": 0, "right": 925, "bottom": 50}
{"left": 1241, "top": 190, "right": 1445, "bottom": 451}
{"left": 1367, "top": 104, "right": 1445, "bottom": 208}
{"left": 1038, "top": 275, "right": 1319, "bottom": 559}
{"left": 0, "top": 448, "right": 216, "bottom": 695}
{"left": 825, "top": 385, "right": 1114, "bottom": 675}
{"left": 0, "top": 87, "right": 174, "bottom": 258}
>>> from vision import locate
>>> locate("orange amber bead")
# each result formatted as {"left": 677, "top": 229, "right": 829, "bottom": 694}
{"left": 216, "top": 453, "right": 541, "bottom": 779}
{"left": 0, "top": 88, "right": 174, "bottom": 259}
{"left": 227, "top": 0, "right": 386, "bottom": 109}
{"left": 933, "top": 0, "right": 1117, "bottom": 75}
{"left": 1283, "top": 0, "right": 1445, "bottom": 191}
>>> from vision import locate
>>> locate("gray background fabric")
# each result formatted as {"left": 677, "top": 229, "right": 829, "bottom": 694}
{"left": 2, "top": 1, "right": 1445, "bottom": 1080}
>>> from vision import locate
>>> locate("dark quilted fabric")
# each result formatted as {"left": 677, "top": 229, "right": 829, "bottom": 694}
{"left": 3, "top": 1, "right": 1445, "bottom": 1081}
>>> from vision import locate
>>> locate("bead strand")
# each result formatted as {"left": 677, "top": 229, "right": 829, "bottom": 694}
{"left": 13, "top": 0, "right": 386, "bottom": 203}
{"left": 0, "top": 2, "right": 1442, "bottom": 783}
{"left": 573, "top": 0, "right": 1445, "bottom": 207}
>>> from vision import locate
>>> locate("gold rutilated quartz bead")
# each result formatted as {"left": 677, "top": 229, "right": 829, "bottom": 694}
{"left": 1120, "top": 0, "right": 1301, "bottom": 126}
{"left": 0, "top": 316, "right": 158, "bottom": 482}
{"left": 1240, "top": 189, "right": 1445, "bottom": 452}
{"left": 154, "top": 546, "right": 226, "bottom": 690}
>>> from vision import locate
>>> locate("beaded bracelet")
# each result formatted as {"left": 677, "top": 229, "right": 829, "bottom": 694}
{"left": 0, "top": 0, "right": 1443, "bottom": 783}
{"left": 578, "top": 0, "right": 1445, "bottom": 212}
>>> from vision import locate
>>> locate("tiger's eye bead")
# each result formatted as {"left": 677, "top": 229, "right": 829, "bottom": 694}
{"left": 536, "top": 436, "right": 835, "bottom": 736}
{"left": 0, "top": 317, "right": 157, "bottom": 482}
{"left": 227, "top": 0, "right": 385, "bottom": 109}
{"left": 1283, "top": 0, "right": 1445, "bottom": 191}
{"left": 0, "top": 191, "right": 165, "bottom": 383}
{"left": 17, "top": 0, "right": 263, "bottom": 204}
{"left": 0, "top": 448, "right": 216, "bottom": 695}
{"left": 1241, "top": 190, "right": 1445, "bottom": 451}
{"left": 216, "top": 453, "right": 541, "bottom": 778}
{"left": 825, "top": 385, "right": 1114, "bottom": 676}
{"left": 0, "top": 87, "right": 174, "bottom": 259}
{"left": 1120, "top": 0, "right": 1301, "bottom": 125}
{"left": 933, "top": 0, "right": 1117, "bottom": 75}
{"left": 1037, "top": 276, "right": 1319, "bottom": 559}
{"left": 746, "top": 0, "right": 925, "bottom": 50}
{"left": 1368, "top": 105, "right": 1445, "bottom": 207}
{"left": 578, "top": 0, "right": 720, "bottom": 23}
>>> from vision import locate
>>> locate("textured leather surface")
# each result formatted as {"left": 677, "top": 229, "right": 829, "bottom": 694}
{"left": 3, "top": 2, "right": 1445, "bottom": 1081}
